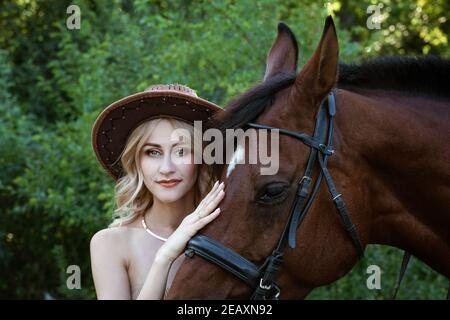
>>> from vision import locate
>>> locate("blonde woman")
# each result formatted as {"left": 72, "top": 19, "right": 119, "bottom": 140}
{"left": 90, "top": 84, "right": 223, "bottom": 299}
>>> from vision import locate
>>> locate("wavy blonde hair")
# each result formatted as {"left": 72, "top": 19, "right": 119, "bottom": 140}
{"left": 109, "top": 117, "right": 215, "bottom": 227}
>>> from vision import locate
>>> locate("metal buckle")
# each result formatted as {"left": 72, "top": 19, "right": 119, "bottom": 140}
{"left": 259, "top": 279, "right": 272, "bottom": 290}
{"left": 332, "top": 193, "right": 342, "bottom": 201}
{"left": 300, "top": 176, "right": 312, "bottom": 184}
{"left": 184, "top": 248, "right": 195, "bottom": 258}
{"left": 319, "top": 143, "right": 334, "bottom": 155}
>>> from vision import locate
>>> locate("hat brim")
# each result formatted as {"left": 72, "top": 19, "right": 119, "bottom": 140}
{"left": 91, "top": 90, "right": 222, "bottom": 181}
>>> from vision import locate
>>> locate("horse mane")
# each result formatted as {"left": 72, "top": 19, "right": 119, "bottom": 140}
{"left": 212, "top": 72, "right": 296, "bottom": 131}
{"left": 339, "top": 55, "right": 450, "bottom": 98}
{"left": 215, "top": 55, "right": 450, "bottom": 131}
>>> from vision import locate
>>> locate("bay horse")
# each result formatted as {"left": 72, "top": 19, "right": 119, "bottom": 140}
{"left": 167, "top": 16, "right": 450, "bottom": 299}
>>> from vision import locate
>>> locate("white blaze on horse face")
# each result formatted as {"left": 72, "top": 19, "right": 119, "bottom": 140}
{"left": 226, "top": 144, "right": 245, "bottom": 178}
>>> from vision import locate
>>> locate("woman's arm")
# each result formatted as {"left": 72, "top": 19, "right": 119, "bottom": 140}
{"left": 136, "top": 181, "right": 225, "bottom": 300}
{"left": 90, "top": 228, "right": 131, "bottom": 299}
{"left": 136, "top": 252, "right": 172, "bottom": 300}
{"left": 90, "top": 181, "right": 224, "bottom": 300}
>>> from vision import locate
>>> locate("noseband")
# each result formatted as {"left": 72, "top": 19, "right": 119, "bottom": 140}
{"left": 184, "top": 90, "right": 365, "bottom": 299}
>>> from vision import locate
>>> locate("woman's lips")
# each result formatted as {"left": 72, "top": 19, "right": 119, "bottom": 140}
{"left": 157, "top": 179, "right": 182, "bottom": 188}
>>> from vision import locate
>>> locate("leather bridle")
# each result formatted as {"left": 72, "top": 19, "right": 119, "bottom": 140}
{"left": 185, "top": 91, "right": 364, "bottom": 299}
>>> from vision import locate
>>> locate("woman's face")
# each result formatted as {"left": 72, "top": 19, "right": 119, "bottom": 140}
{"left": 140, "top": 119, "right": 198, "bottom": 204}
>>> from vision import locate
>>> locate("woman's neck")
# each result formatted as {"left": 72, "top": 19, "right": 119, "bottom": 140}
{"left": 144, "top": 188, "right": 196, "bottom": 235}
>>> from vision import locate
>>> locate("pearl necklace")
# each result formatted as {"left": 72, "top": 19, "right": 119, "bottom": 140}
{"left": 141, "top": 217, "right": 168, "bottom": 242}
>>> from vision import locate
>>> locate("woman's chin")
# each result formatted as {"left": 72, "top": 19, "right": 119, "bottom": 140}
{"left": 151, "top": 184, "right": 194, "bottom": 204}
{"left": 155, "top": 193, "right": 184, "bottom": 204}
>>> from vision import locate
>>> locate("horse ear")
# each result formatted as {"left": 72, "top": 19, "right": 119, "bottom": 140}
{"left": 295, "top": 16, "right": 339, "bottom": 101}
{"left": 263, "top": 22, "right": 299, "bottom": 81}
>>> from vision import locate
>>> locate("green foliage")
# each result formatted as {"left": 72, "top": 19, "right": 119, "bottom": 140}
{"left": 307, "top": 245, "right": 448, "bottom": 299}
{"left": 336, "top": 0, "right": 450, "bottom": 59}
{"left": 0, "top": 0, "right": 447, "bottom": 299}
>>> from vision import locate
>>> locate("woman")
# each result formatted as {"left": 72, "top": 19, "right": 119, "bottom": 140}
{"left": 90, "top": 84, "right": 223, "bottom": 299}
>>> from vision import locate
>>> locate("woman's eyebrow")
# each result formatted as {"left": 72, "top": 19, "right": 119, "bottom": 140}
{"left": 143, "top": 142, "right": 188, "bottom": 148}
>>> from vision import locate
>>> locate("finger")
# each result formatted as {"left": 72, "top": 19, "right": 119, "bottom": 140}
{"left": 195, "top": 208, "right": 221, "bottom": 228}
{"left": 198, "top": 188, "right": 225, "bottom": 218}
{"left": 195, "top": 182, "right": 225, "bottom": 220}
{"left": 198, "top": 200, "right": 223, "bottom": 221}
{"left": 211, "top": 180, "right": 219, "bottom": 191}
{"left": 194, "top": 181, "right": 219, "bottom": 214}
{"left": 210, "top": 180, "right": 220, "bottom": 193}
{"left": 204, "top": 189, "right": 225, "bottom": 213}
{"left": 202, "top": 182, "right": 224, "bottom": 208}
{"left": 199, "top": 180, "right": 220, "bottom": 207}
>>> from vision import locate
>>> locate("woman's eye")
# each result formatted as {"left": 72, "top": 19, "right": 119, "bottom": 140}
{"left": 145, "top": 149, "right": 161, "bottom": 157}
{"left": 175, "top": 147, "right": 190, "bottom": 157}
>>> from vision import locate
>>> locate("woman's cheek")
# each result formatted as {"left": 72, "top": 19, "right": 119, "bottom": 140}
{"left": 141, "top": 159, "right": 158, "bottom": 182}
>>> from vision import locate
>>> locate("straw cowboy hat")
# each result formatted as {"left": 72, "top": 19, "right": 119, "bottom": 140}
{"left": 91, "top": 83, "right": 222, "bottom": 181}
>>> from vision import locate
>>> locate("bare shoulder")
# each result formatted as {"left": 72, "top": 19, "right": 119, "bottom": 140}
{"left": 90, "top": 227, "right": 133, "bottom": 299}
{"left": 90, "top": 227, "right": 130, "bottom": 259}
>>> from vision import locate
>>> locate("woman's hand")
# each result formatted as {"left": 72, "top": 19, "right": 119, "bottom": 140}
{"left": 155, "top": 181, "right": 225, "bottom": 263}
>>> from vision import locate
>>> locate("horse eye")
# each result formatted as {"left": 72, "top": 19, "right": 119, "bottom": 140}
{"left": 257, "top": 183, "right": 289, "bottom": 204}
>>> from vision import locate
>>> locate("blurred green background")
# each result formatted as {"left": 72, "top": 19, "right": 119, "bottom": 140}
{"left": 0, "top": 0, "right": 448, "bottom": 299}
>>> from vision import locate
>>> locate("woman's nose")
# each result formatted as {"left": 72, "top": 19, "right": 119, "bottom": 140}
{"left": 159, "top": 154, "right": 176, "bottom": 175}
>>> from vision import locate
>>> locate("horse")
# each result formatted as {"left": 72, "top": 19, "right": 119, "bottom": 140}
{"left": 167, "top": 16, "right": 450, "bottom": 299}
